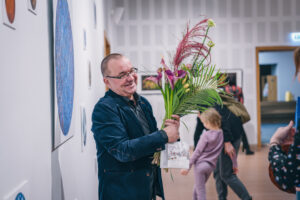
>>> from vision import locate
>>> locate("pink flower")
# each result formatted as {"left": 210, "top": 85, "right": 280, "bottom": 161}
{"left": 161, "top": 58, "right": 170, "bottom": 70}
{"left": 174, "top": 70, "right": 186, "bottom": 82}
{"left": 165, "top": 69, "right": 175, "bottom": 89}
{"left": 161, "top": 58, "right": 187, "bottom": 89}
{"left": 173, "top": 18, "right": 212, "bottom": 70}
{"left": 145, "top": 69, "right": 163, "bottom": 87}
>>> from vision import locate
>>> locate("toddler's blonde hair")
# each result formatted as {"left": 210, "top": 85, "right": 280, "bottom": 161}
{"left": 200, "top": 108, "right": 221, "bottom": 128}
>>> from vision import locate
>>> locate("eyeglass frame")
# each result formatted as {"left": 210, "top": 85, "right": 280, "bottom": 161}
{"left": 105, "top": 67, "right": 138, "bottom": 79}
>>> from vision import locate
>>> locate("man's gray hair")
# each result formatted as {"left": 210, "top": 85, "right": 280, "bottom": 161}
{"left": 101, "top": 53, "right": 123, "bottom": 76}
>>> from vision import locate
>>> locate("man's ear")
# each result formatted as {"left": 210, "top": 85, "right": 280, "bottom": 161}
{"left": 103, "top": 77, "right": 110, "bottom": 87}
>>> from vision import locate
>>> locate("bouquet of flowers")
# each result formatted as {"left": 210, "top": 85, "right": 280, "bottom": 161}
{"left": 145, "top": 18, "right": 227, "bottom": 167}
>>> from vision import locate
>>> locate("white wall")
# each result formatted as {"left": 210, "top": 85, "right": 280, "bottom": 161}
{"left": 105, "top": 0, "right": 300, "bottom": 145}
{"left": 0, "top": 1, "right": 52, "bottom": 199}
{"left": 0, "top": 0, "right": 106, "bottom": 199}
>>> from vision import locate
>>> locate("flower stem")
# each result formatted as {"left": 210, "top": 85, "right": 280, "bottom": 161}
{"left": 192, "top": 27, "right": 211, "bottom": 70}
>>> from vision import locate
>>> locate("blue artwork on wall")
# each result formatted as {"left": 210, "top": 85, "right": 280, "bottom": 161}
{"left": 15, "top": 193, "right": 25, "bottom": 200}
{"left": 54, "top": 0, "right": 74, "bottom": 141}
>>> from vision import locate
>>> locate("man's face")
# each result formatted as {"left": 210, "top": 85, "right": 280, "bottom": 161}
{"left": 104, "top": 57, "right": 138, "bottom": 99}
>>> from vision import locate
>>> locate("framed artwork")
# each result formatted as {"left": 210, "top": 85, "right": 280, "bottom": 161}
{"left": 27, "top": 0, "right": 37, "bottom": 15}
{"left": 2, "top": 0, "right": 16, "bottom": 30}
{"left": 219, "top": 68, "right": 243, "bottom": 88}
{"left": 80, "top": 105, "right": 87, "bottom": 152}
{"left": 93, "top": 0, "right": 97, "bottom": 29}
{"left": 88, "top": 61, "right": 92, "bottom": 89}
{"left": 53, "top": 0, "right": 75, "bottom": 149}
{"left": 138, "top": 73, "right": 161, "bottom": 95}
{"left": 83, "top": 29, "right": 87, "bottom": 50}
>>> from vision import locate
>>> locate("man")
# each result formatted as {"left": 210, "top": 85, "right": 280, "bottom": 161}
{"left": 91, "top": 53, "right": 180, "bottom": 200}
{"left": 194, "top": 105, "right": 252, "bottom": 200}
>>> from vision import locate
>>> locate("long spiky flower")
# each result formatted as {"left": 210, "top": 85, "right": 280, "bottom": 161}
{"left": 173, "top": 19, "right": 212, "bottom": 71}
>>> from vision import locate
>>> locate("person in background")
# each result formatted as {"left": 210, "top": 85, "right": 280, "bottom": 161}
{"left": 268, "top": 47, "right": 300, "bottom": 199}
{"left": 181, "top": 108, "right": 224, "bottom": 200}
{"left": 91, "top": 53, "right": 180, "bottom": 200}
{"left": 224, "top": 74, "right": 254, "bottom": 155}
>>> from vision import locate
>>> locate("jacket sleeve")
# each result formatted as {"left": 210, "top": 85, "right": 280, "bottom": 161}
{"left": 91, "top": 102, "right": 167, "bottom": 163}
{"left": 215, "top": 105, "right": 233, "bottom": 142}
{"left": 194, "top": 117, "right": 205, "bottom": 148}
{"left": 189, "top": 132, "right": 208, "bottom": 169}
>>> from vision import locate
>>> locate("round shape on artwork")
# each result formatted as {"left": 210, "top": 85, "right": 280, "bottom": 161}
{"left": 55, "top": 0, "right": 74, "bottom": 136}
{"left": 5, "top": 0, "right": 15, "bottom": 24}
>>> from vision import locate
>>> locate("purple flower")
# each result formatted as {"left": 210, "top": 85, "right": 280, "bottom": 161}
{"left": 165, "top": 69, "right": 175, "bottom": 89}
{"left": 175, "top": 70, "right": 186, "bottom": 81}
{"left": 145, "top": 69, "right": 162, "bottom": 87}
{"left": 161, "top": 58, "right": 187, "bottom": 90}
{"left": 161, "top": 58, "right": 170, "bottom": 70}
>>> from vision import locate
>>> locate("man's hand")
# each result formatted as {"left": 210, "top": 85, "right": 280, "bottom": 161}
{"left": 224, "top": 142, "right": 236, "bottom": 160}
{"left": 270, "top": 121, "right": 295, "bottom": 145}
{"left": 164, "top": 115, "right": 180, "bottom": 143}
{"left": 165, "top": 115, "right": 180, "bottom": 129}
{"left": 180, "top": 169, "right": 189, "bottom": 176}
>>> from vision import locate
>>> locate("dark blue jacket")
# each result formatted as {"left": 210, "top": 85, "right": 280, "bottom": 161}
{"left": 91, "top": 90, "right": 166, "bottom": 200}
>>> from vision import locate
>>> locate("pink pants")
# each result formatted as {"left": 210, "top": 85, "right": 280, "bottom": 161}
{"left": 193, "top": 162, "right": 214, "bottom": 200}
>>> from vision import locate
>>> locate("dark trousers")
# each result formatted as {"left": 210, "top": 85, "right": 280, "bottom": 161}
{"left": 241, "top": 127, "right": 250, "bottom": 150}
{"left": 213, "top": 138, "right": 252, "bottom": 200}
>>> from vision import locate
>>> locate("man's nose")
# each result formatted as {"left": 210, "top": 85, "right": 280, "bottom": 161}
{"left": 126, "top": 73, "right": 134, "bottom": 80}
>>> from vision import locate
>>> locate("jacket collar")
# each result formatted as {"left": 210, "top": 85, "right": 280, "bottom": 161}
{"left": 106, "top": 89, "right": 141, "bottom": 106}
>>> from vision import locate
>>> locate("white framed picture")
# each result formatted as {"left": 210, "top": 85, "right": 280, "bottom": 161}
{"left": 219, "top": 68, "right": 243, "bottom": 88}
{"left": 80, "top": 105, "right": 87, "bottom": 152}
{"left": 93, "top": 0, "right": 97, "bottom": 29}
{"left": 83, "top": 29, "right": 87, "bottom": 50}
{"left": 2, "top": 0, "right": 16, "bottom": 30}
{"left": 88, "top": 61, "right": 92, "bottom": 90}
{"left": 138, "top": 72, "right": 161, "bottom": 95}
{"left": 27, "top": 0, "right": 37, "bottom": 15}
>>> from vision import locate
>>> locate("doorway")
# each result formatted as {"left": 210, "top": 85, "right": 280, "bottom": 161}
{"left": 255, "top": 46, "right": 298, "bottom": 148}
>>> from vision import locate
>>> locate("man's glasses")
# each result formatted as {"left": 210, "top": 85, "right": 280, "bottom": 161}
{"left": 106, "top": 67, "right": 138, "bottom": 79}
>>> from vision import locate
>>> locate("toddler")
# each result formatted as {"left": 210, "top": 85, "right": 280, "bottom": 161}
{"left": 181, "top": 108, "right": 236, "bottom": 200}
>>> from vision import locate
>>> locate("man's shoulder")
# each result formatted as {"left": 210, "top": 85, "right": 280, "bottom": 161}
{"left": 138, "top": 95, "right": 153, "bottom": 110}
{"left": 139, "top": 95, "right": 150, "bottom": 104}
{"left": 93, "top": 94, "right": 117, "bottom": 112}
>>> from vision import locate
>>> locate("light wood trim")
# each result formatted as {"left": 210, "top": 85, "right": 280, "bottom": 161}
{"left": 256, "top": 47, "right": 261, "bottom": 149}
{"left": 104, "top": 32, "right": 111, "bottom": 57}
{"left": 255, "top": 46, "right": 298, "bottom": 149}
{"left": 104, "top": 31, "right": 111, "bottom": 91}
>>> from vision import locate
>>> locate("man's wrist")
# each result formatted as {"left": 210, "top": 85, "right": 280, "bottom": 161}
{"left": 224, "top": 142, "right": 231, "bottom": 146}
{"left": 160, "top": 130, "right": 168, "bottom": 143}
